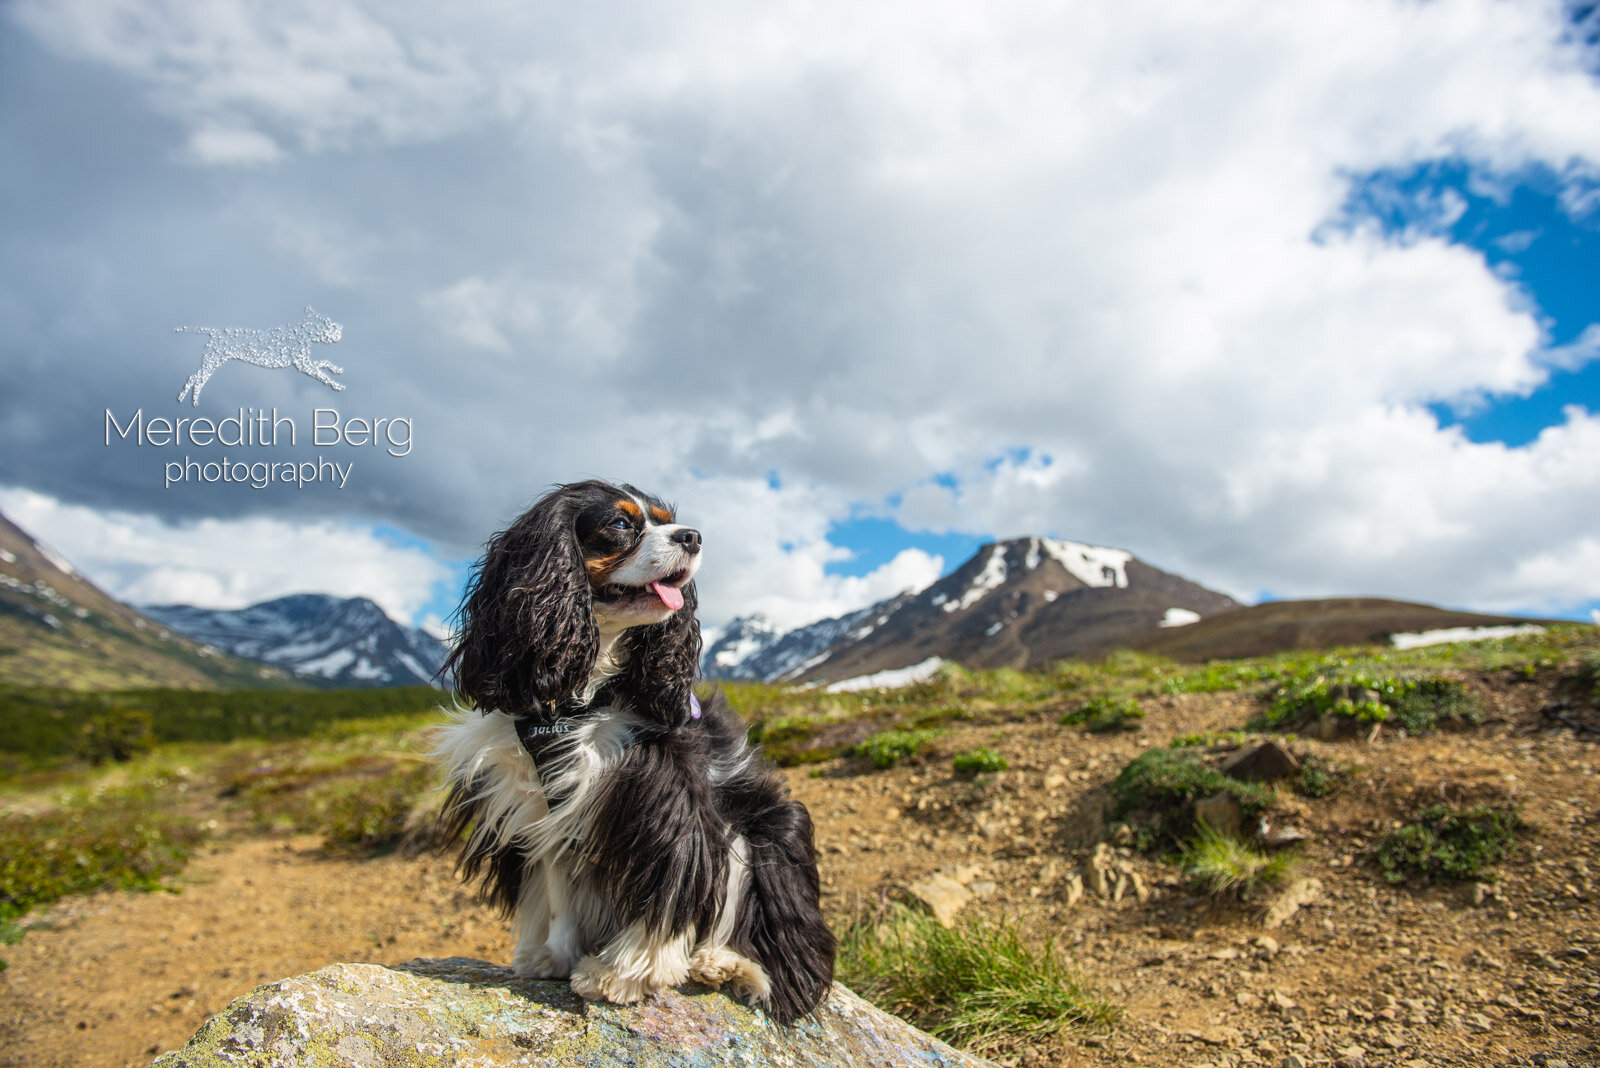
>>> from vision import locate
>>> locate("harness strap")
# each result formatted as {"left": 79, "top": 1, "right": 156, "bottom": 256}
{"left": 511, "top": 685, "right": 702, "bottom": 765}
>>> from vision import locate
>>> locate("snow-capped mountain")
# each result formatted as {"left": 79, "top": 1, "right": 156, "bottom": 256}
{"left": 702, "top": 591, "right": 919, "bottom": 683}
{"left": 142, "top": 594, "right": 449, "bottom": 688}
{"left": 703, "top": 536, "right": 1239, "bottom": 685}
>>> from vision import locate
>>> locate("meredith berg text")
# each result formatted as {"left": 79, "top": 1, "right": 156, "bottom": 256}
{"left": 105, "top": 408, "right": 412, "bottom": 456}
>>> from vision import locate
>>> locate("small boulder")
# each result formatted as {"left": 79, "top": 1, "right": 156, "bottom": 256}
{"left": 1084, "top": 843, "right": 1115, "bottom": 897}
{"left": 152, "top": 958, "right": 995, "bottom": 1068}
{"left": 1193, "top": 793, "right": 1244, "bottom": 838}
{"left": 1221, "top": 741, "right": 1300, "bottom": 783}
{"left": 1316, "top": 712, "right": 1362, "bottom": 742}
{"left": 1262, "top": 877, "right": 1323, "bottom": 930}
{"left": 907, "top": 872, "right": 974, "bottom": 927}
{"left": 1060, "top": 872, "right": 1085, "bottom": 908}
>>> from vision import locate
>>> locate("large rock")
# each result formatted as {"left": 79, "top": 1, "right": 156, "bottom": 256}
{"left": 1220, "top": 740, "right": 1300, "bottom": 783}
{"left": 151, "top": 957, "right": 994, "bottom": 1067}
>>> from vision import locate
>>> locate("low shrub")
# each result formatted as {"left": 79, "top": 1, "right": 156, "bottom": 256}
{"left": 747, "top": 714, "right": 844, "bottom": 766}
{"left": 234, "top": 756, "right": 432, "bottom": 854}
{"left": 1109, "top": 746, "right": 1275, "bottom": 850}
{"left": 837, "top": 906, "right": 1116, "bottom": 1052}
{"left": 76, "top": 706, "right": 156, "bottom": 765}
{"left": 1060, "top": 695, "right": 1144, "bottom": 733}
{"left": 854, "top": 728, "right": 944, "bottom": 770}
{"left": 951, "top": 748, "right": 1008, "bottom": 775}
{"left": 0, "top": 784, "right": 208, "bottom": 922}
{"left": 1377, "top": 803, "right": 1524, "bottom": 884}
{"left": 1581, "top": 651, "right": 1600, "bottom": 703}
{"left": 1261, "top": 662, "right": 1479, "bottom": 734}
{"left": 1294, "top": 754, "right": 1350, "bottom": 798}
{"left": 0, "top": 685, "right": 444, "bottom": 773}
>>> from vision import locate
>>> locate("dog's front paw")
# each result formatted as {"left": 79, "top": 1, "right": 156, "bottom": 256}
{"left": 513, "top": 944, "right": 575, "bottom": 980}
{"left": 570, "top": 957, "right": 653, "bottom": 1006}
{"left": 689, "top": 948, "right": 771, "bottom": 1002}
{"left": 687, "top": 947, "right": 739, "bottom": 986}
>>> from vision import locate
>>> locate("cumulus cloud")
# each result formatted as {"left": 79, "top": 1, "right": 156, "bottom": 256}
{"left": 0, "top": 486, "right": 454, "bottom": 625}
{"left": 2, "top": 0, "right": 1599, "bottom": 630}
{"left": 654, "top": 476, "right": 942, "bottom": 631}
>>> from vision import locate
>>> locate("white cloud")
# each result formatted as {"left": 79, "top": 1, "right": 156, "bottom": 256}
{"left": 421, "top": 275, "right": 626, "bottom": 362}
{"left": 10, "top": 0, "right": 487, "bottom": 156}
{"left": 4, "top": 0, "right": 1600, "bottom": 628}
{"left": 184, "top": 124, "right": 282, "bottom": 166}
{"left": 650, "top": 476, "right": 941, "bottom": 631}
{"left": 0, "top": 486, "right": 452, "bottom": 625}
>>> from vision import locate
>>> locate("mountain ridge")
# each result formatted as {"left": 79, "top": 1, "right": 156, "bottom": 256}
{"left": 704, "top": 535, "right": 1239, "bottom": 684}
{"left": 142, "top": 594, "right": 448, "bottom": 689}
{"left": 0, "top": 510, "right": 297, "bottom": 690}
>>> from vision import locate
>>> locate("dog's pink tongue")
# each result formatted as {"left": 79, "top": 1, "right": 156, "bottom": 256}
{"left": 653, "top": 581, "right": 684, "bottom": 611}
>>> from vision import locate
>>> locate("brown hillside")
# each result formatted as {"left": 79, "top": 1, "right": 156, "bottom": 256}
{"left": 1128, "top": 598, "right": 1555, "bottom": 662}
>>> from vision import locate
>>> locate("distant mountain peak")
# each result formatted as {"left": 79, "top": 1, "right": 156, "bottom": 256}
{"left": 703, "top": 534, "right": 1236, "bottom": 685}
{"left": 142, "top": 593, "right": 449, "bottom": 688}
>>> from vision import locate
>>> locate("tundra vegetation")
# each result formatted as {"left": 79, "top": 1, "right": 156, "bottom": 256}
{"left": 1, "top": 624, "right": 1595, "bottom": 1058}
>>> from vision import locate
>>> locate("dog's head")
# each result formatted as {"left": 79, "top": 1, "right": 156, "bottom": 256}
{"left": 444, "top": 480, "right": 703, "bottom": 726}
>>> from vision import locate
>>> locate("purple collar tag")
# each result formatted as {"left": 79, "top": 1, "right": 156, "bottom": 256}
{"left": 689, "top": 693, "right": 702, "bottom": 719}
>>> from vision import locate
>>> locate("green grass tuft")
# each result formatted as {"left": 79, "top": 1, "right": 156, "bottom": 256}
{"left": 951, "top": 747, "right": 1008, "bottom": 775}
{"left": 837, "top": 906, "right": 1117, "bottom": 1052}
{"left": 1170, "top": 730, "right": 1251, "bottom": 749}
{"left": 1059, "top": 694, "right": 1145, "bottom": 733}
{"left": 1377, "top": 803, "right": 1525, "bottom": 884}
{"left": 1163, "top": 661, "right": 1283, "bottom": 695}
{"left": 1179, "top": 822, "right": 1300, "bottom": 900}
{"left": 854, "top": 728, "right": 944, "bottom": 770}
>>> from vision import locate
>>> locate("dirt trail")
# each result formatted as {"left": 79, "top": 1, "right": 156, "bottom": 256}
{"left": 2, "top": 677, "right": 1597, "bottom": 1067}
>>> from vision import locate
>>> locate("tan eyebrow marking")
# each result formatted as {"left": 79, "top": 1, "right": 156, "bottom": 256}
{"left": 648, "top": 505, "right": 673, "bottom": 523}
{"left": 616, "top": 499, "right": 643, "bottom": 518}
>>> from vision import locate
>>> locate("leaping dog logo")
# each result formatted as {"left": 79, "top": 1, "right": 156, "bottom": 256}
{"left": 174, "top": 306, "right": 345, "bottom": 406}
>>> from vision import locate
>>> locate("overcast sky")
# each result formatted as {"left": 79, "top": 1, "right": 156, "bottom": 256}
{"left": 2, "top": 0, "right": 1598, "bottom": 637}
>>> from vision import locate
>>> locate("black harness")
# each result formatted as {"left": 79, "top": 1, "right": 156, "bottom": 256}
{"left": 512, "top": 680, "right": 618, "bottom": 764}
{"left": 511, "top": 684, "right": 701, "bottom": 765}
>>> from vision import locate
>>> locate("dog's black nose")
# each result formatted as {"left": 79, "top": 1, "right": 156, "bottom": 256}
{"left": 673, "top": 528, "right": 702, "bottom": 554}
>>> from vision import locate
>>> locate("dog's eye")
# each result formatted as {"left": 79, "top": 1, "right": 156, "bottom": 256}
{"left": 609, "top": 517, "right": 631, "bottom": 531}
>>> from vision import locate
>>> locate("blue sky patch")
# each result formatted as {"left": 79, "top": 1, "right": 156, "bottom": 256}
{"left": 1336, "top": 159, "right": 1600, "bottom": 447}
{"left": 824, "top": 516, "right": 986, "bottom": 580}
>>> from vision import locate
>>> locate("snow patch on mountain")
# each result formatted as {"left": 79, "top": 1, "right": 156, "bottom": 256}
{"left": 1038, "top": 538, "right": 1131, "bottom": 588}
{"left": 1390, "top": 624, "right": 1545, "bottom": 650}
{"left": 34, "top": 541, "right": 78, "bottom": 577}
{"left": 942, "top": 545, "right": 1008, "bottom": 613}
{"left": 823, "top": 657, "right": 946, "bottom": 693}
{"left": 1160, "top": 607, "right": 1203, "bottom": 628}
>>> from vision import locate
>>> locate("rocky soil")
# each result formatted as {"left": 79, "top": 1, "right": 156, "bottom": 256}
{"left": 2, "top": 670, "right": 1596, "bottom": 1068}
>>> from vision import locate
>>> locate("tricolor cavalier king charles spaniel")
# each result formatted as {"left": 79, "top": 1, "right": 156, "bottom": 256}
{"left": 432, "top": 480, "right": 834, "bottom": 1023}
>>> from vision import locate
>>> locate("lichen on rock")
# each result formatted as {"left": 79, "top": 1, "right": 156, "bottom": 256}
{"left": 151, "top": 957, "right": 995, "bottom": 1067}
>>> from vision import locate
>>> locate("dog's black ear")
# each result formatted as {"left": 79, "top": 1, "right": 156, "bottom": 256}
{"left": 443, "top": 491, "right": 598, "bottom": 716}
{"left": 615, "top": 580, "right": 702, "bottom": 728}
